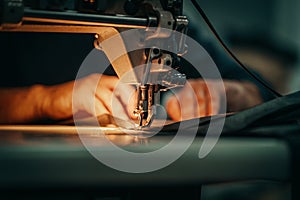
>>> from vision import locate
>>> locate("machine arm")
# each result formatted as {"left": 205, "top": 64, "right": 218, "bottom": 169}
{"left": 0, "top": 0, "right": 188, "bottom": 128}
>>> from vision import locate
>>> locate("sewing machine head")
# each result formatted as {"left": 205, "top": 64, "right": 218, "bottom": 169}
{"left": 0, "top": 0, "right": 188, "bottom": 128}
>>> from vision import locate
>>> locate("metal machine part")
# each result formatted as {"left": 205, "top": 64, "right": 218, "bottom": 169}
{"left": 134, "top": 47, "right": 161, "bottom": 127}
{"left": 133, "top": 47, "right": 186, "bottom": 127}
{"left": 0, "top": 0, "right": 188, "bottom": 128}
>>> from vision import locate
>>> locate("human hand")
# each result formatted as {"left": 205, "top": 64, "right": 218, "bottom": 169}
{"left": 165, "top": 79, "right": 263, "bottom": 121}
{"left": 42, "top": 74, "right": 136, "bottom": 121}
{"left": 224, "top": 80, "right": 263, "bottom": 112}
{"left": 166, "top": 79, "right": 224, "bottom": 121}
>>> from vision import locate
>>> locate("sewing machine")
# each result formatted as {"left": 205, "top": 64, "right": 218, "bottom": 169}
{"left": 0, "top": 0, "right": 188, "bottom": 127}
{"left": 1, "top": 2, "right": 299, "bottom": 200}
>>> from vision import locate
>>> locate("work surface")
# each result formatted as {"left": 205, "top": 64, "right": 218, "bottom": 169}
{"left": 0, "top": 125, "right": 291, "bottom": 190}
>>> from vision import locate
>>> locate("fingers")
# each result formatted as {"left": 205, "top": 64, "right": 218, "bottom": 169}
{"left": 113, "top": 83, "right": 137, "bottom": 119}
{"left": 166, "top": 79, "right": 222, "bottom": 121}
{"left": 73, "top": 74, "right": 134, "bottom": 120}
{"left": 166, "top": 83, "right": 199, "bottom": 121}
{"left": 94, "top": 74, "right": 135, "bottom": 120}
{"left": 166, "top": 95, "right": 181, "bottom": 121}
{"left": 95, "top": 74, "right": 119, "bottom": 90}
{"left": 94, "top": 97, "right": 110, "bottom": 116}
{"left": 95, "top": 87, "right": 130, "bottom": 121}
{"left": 208, "top": 84, "right": 221, "bottom": 116}
{"left": 193, "top": 80, "right": 220, "bottom": 116}
{"left": 179, "top": 83, "right": 199, "bottom": 120}
{"left": 193, "top": 81, "right": 208, "bottom": 116}
{"left": 224, "top": 80, "right": 262, "bottom": 112}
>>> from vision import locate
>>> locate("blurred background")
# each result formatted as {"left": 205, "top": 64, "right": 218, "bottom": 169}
{"left": 199, "top": 0, "right": 300, "bottom": 94}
